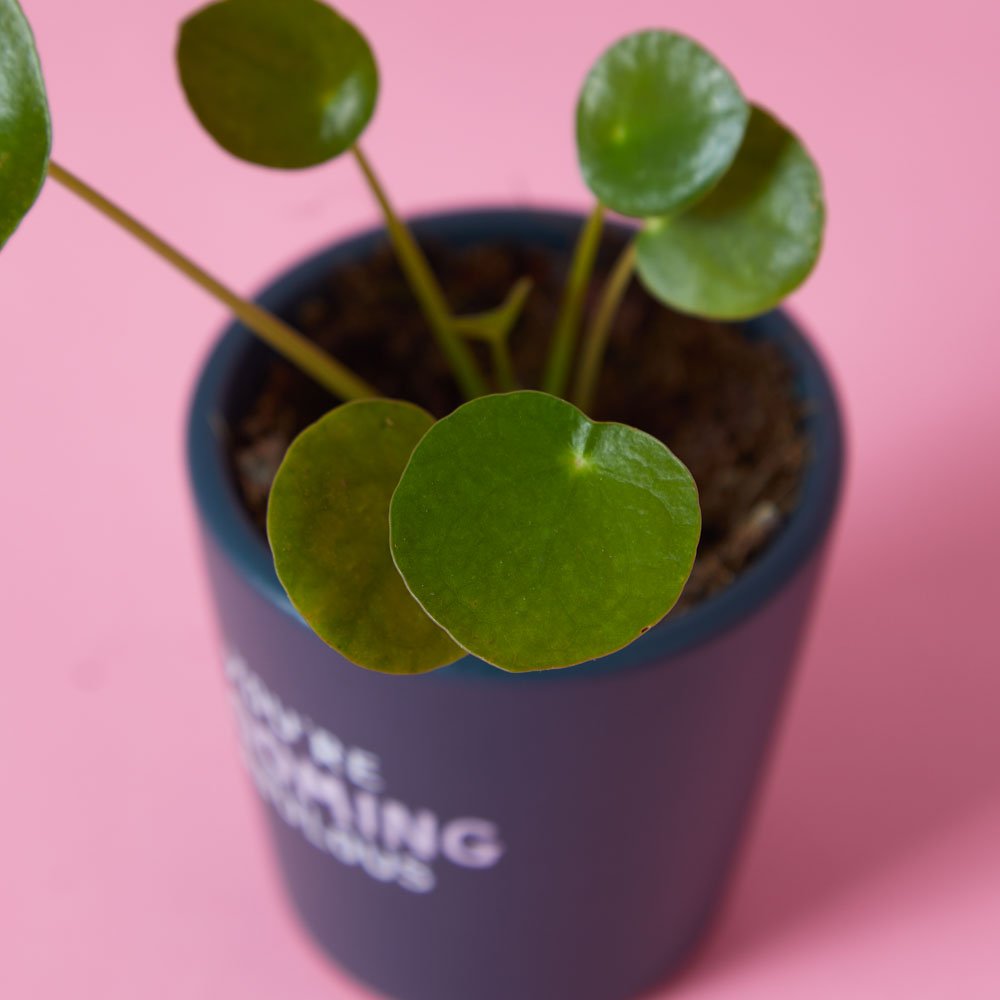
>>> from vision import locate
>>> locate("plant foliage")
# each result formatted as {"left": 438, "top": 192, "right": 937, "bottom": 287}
{"left": 0, "top": 0, "right": 827, "bottom": 674}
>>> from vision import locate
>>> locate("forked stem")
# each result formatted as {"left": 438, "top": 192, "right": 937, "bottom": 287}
{"left": 351, "top": 145, "right": 489, "bottom": 399}
{"left": 572, "top": 239, "right": 637, "bottom": 413}
{"left": 47, "top": 161, "right": 376, "bottom": 401}
{"left": 454, "top": 276, "right": 533, "bottom": 391}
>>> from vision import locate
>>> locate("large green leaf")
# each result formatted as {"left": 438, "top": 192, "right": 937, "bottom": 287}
{"left": 267, "top": 400, "right": 463, "bottom": 674}
{"left": 0, "top": 0, "right": 51, "bottom": 249}
{"left": 637, "top": 105, "right": 825, "bottom": 319}
{"left": 576, "top": 30, "right": 748, "bottom": 219}
{"left": 390, "top": 391, "right": 701, "bottom": 672}
{"left": 177, "top": 0, "right": 378, "bottom": 169}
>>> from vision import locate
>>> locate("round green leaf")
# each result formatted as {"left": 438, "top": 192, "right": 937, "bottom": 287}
{"left": 390, "top": 391, "right": 701, "bottom": 672}
{"left": 636, "top": 105, "right": 825, "bottom": 319}
{"left": 576, "top": 30, "right": 748, "bottom": 219}
{"left": 0, "top": 0, "right": 51, "bottom": 249}
{"left": 267, "top": 400, "right": 463, "bottom": 674}
{"left": 177, "top": 0, "right": 378, "bottom": 169}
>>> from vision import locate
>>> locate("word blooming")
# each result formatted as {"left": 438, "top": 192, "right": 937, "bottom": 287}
{"left": 225, "top": 651, "right": 505, "bottom": 893}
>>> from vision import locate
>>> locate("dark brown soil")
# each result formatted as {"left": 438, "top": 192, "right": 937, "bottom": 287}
{"left": 230, "top": 237, "right": 805, "bottom": 610}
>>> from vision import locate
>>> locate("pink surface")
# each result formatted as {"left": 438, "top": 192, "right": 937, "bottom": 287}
{"left": 2, "top": 0, "right": 999, "bottom": 996}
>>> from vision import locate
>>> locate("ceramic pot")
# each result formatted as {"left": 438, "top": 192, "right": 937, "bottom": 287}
{"left": 187, "top": 208, "right": 844, "bottom": 1000}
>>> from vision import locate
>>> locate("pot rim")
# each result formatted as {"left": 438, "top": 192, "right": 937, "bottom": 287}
{"left": 186, "top": 206, "right": 844, "bottom": 681}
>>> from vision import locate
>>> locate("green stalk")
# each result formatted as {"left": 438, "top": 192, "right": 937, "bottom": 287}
{"left": 351, "top": 145, "right": 489, "bottom": 399}
{"left": 454, "top": 276, "right": 533, "bottom": 392}
{"left": 490, "top": 340, "right": 517, "bottom": 392}
{"left": 47, "top": 161, "right": 376, "bottom": 401}
{"left": 542, "top": 202, "right": 605, "bottom": 396}
{"left": 572, "top": 239, "right": 637, "bottom": 413}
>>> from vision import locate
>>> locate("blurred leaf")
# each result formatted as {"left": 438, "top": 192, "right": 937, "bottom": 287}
{"left": 637, "top": 105, "right": 825, "bottom": 319}
{"left": 390, "top": 391, "right": 701, "bottom": 671}
{"left": 576, "top": 30, "right": 748, "bottom": 218}
{"left": 0, "top": 0, "right": 51, "bottom": 249}
{"left": 268, "top": 400, "right": 463, "bottom": 674}
{"left": 177, "top": 0, "right": 378, "bottom": 169}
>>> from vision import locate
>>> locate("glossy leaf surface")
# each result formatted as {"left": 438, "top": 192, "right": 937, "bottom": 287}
{"left": 0, "top": 0, "right": 51, "bottom": 248}
{"left": 268, "top": 400, "right": 463, "bottom": 674}
{"left": 576, "top": 30, "right": 748, "bottom": 218}
{"left": 177, "top": 0, "right": 377, "bottom": 168}
{"left": 390, "top": 391, "right": 701, "bottom": 671}
{"left": 637, "top": 105, "right": 825, "bottom": 319}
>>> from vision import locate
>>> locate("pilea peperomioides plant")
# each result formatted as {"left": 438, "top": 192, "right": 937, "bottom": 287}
{"left": 1, "top": 0, "right": 824, "bottom": 675}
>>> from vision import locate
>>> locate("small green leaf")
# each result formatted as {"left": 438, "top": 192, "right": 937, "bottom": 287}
{"left": 576, "top": 30, "right": 748, "bottom": 219}
{"left": 177, "top": 0, "right": 378, "bottom": 169}
{"left": 268, "top": 400, "right": 463, "bottom": 674}
{"left": 636, "top": 105, "right": 825, "bottom": 319}
{"left": 390, "top": 391, "right": 701, "bottom": 672}
{"left": 0, "top": 0, "right": 51, "bottom": 249}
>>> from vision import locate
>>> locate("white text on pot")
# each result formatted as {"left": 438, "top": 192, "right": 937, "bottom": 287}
{"left": 225, "top": 650, "right": 505, "bottom": 893}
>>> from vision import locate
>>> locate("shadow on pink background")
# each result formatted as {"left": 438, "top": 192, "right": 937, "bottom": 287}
{"left": 2, "top": 1, "right": 998, "bottom": 997}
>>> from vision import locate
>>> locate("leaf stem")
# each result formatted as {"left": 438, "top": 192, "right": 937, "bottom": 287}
{"left": 46, "top": 160, "right": 376, "bottom": 401}
{"left": 542, "top": 202, "right": 605, "bottom": 396}
{"left": 572, "top": 239, "right": 637, "bottom": 413}
{"left": 351, "top": 145, "right": 489, "bottom": 399}
{"left": 453, "top": 276, "right": 533, "bottom": 390}
{"left": 490, "top": 340, "right": 517, "bottom": 392}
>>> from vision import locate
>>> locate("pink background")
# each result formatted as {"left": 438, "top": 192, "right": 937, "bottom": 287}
{"left": 2, "top": 0, "right": 999, "bottom": 996}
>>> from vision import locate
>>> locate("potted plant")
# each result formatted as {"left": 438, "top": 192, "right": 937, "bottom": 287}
{"left": 1, "top": 1, "right": 843, "bottom": 998}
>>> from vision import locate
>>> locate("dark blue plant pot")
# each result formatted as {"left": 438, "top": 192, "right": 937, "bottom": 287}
{"left": 187, "top": 209, "right": 844, "bottom": 1000}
